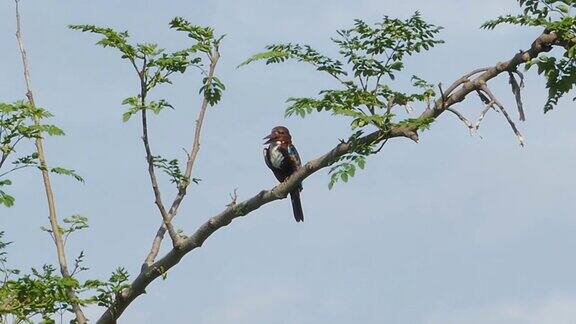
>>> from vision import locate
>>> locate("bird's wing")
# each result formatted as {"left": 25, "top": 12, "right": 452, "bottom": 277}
{"left": 287, "top": 144, "right": 303, "bottom": 191}
{"left": 263, "top": 147, "right": 275, "bottom": 170}
{"left": 264, "top": 147, "right": 287, "bottom": 182}
{"left": 287, "top": 144, "right": 301, "bottom": 169}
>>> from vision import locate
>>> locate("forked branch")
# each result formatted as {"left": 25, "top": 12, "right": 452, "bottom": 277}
{"left": 143, "top": 48, "right": 221, "bottom": 268}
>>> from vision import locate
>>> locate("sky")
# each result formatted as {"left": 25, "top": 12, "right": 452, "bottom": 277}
{"left": 1, "top": 0, "right": 576, "bottom": 323}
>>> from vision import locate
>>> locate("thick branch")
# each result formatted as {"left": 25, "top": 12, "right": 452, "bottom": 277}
{"left": 97, "top": 30, "right": 561, "bottom": 324}
{"left": 97, "top": 125, "right": 413, "bottom": 324}
{"left": 143, "top": 49, "right": 221, "bottom": 267}
{"left": 14, "top": 1, "right": 87, "bottom": 323}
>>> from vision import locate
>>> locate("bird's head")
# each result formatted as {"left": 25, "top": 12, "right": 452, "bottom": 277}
{"left": 263, "top": 126, "right": 292, "bottom": 144}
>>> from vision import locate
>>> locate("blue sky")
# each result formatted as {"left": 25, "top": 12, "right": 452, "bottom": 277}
{"left": 1, "top": 1, "right": 575, "bottom": 323}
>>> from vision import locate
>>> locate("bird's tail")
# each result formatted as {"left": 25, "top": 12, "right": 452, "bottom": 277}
{"left": 290, "top": 189, "right": 304, "bottom": 222}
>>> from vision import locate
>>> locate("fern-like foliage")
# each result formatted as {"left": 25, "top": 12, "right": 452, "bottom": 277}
{"left": 242, "top": 13, "right": 443, "bottom": 187}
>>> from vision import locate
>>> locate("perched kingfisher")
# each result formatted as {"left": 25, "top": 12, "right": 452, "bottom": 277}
{"left": 263, "top": 126, "right": 304, "bottom": 222}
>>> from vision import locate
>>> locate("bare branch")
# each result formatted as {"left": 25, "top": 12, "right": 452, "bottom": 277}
{"left": 372, "top": 138, "right": 389, "bottom": 154}
{"left": 0, "top": 154, "right": 7, "bottom": 171}
{"left": 474, "top": 103, "right": 494, "bottom": 133}
{"left": 480, "top": 85, "right": 525, "bottom": 146}
{"left": 508, "top": 70, "right": 526, "bottom": 121}
{"left": 476, "top": 89, "right": 491, "bottom": 104}
{"left": 0, "top": 164, "right": 31, "bottom": 178}
{"left": 227, "top": 188, "right": 238, "bottom": 207}
{"left": 446, "top": 107, "right": 474, "bottom": 134}
{"left": 438, "top": 83, "right": 446, "bottom": 105}
{"left": 512, "top": 69, "right": 525, "bottom": 87}
{"left": 14, "top": 1, "right": 87, "bottom": 322}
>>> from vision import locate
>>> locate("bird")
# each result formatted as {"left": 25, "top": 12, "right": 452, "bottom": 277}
{"left": 263, "top": 126, "right": 304, "bottom": 222}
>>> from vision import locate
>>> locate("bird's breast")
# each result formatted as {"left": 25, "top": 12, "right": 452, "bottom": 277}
{"left": 269, "top": 145, "right": 284, "bottom": 169}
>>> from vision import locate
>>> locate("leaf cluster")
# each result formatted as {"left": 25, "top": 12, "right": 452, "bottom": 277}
{"left": 328, "top": 153, "right": 366, "bottom": 189}
{"left": 70, "top": 17, "right": 225, "bottom": 124}
{"left": 0, "top": 231, "right": 131, "bottom": 323}
{"left": 0, "top": 102, "right": 65, "bottom": 208}
{"left": 50, "top": 167, "right": 84, "bottom": 183}
{"left": 151, "top": 155, "right": 200, "bottom": 186}
{"left": 482, "top": 0, "right": 576, "bottom": 112}
{"left": 40, "top": 215, "right": 89, "bottom": 246}
{"left": 85, "top": 267, "right": 130, "bottom": 308}
{"left": 242, "top": 13, "right": 443, "bottom": 187}
{"left": 0, "top": 264, "right": 79, "bottom": 323}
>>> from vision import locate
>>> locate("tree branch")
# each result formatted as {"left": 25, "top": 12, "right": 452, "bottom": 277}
{"left": 443, "top": 67, "right": 490, "bottom": 96}
{"left": 139, "top": 66, "right": 181, "bottom": 248}
{"left": 97, "top": 30, "right": 561, "bottom": 324}
{"left": 479, "top": 85, "right": 525, "bottom": 146}
{"left": 14, "top": 1, "right": 87, "bottom": 323}
{"left": 0, "top": 164, "right": 31, "bottom": 179}
{"left": 446, "top": 107, "right": 474, "bottom": 134}
{"left": 474, "top": 102, "right": 494, "bottom": 133}
{"left": 508, "top": 70, "right": 526, "bottom": 121}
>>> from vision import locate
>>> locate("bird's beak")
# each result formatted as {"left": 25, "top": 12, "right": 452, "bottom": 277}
{"left": 263, "top": 134, "right": 272, "bottom": 144}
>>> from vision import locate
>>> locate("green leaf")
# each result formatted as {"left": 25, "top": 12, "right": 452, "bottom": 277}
{"left": 170, "top": 17, "right": 214, "bottom": 43}
{"left": 41, "top": 125, "right": 65, "bottom": 136}
{"left": 50, "top": 167, "right": 85, "bottom": 183}
{"left": 200, "top": 76, "right": 225, "bottom": 106}
{"left": 0, "top": 190, "right": 15, "bottom": 207}
{"left": 0, "top": 179, "right": 12, "bottom": 186}
{"left": 240, "top": 43, "right": 348, "bottom": 81}
{"left": 69, "top": 25, "right": 136, "bottom": 60}
{"left": 151, "top": 155, "right": 188, "bottom": 186}
{"left": 238, "top": 49, "right": 296, "bottom": 68}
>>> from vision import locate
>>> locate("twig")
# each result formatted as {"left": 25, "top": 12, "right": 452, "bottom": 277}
{"left": 385, "top": 96, "right": 395, "bottom": 115}
{"left": 512, "top": 69, "right": 525, "bottom": 87}
{"left": 404, "top": 103, "right": 413, "bottom": 114}
{"left": 0, "top": 154, "right": 8, "bottom": 171}
{"left": 227, "top": 188, "right": 238, "bottom": 207}
{"left": 474, "top": 103, "right": 494, "bottom": 133}
{"left": 14, "top": 1, "right": 87, "bottom": 323}
{"left": 372, "top": 139, "right": 389, "bottom": 154}
{"left": 480, "top": 85, "right": 524, "bottom": 146}
{"left": 446, "top": 108, "right": 473, "bottom": 134}
{"left": 438, "top": 83, "right": 446, "bottom": 105}
{"left": 508, "top": 70, "right": 526, "bottom": 121}
{"left": 0, "top": 164, "right": 31, "bottom": 178}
